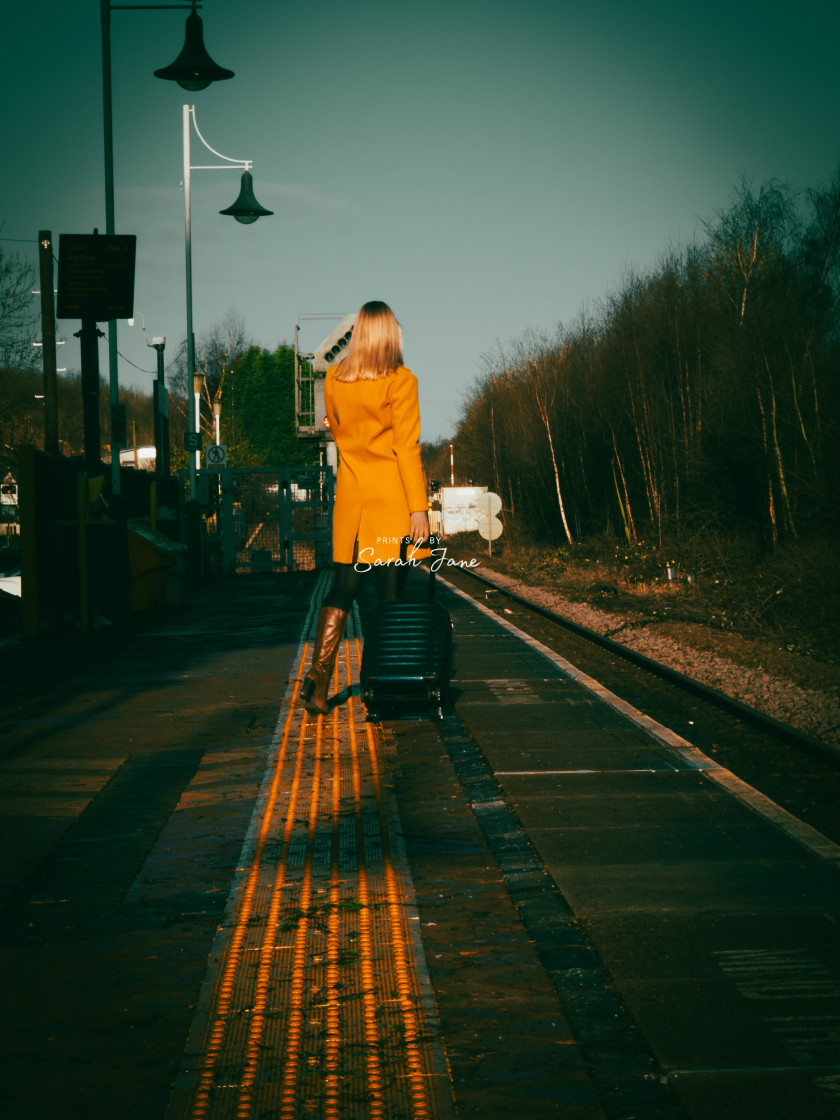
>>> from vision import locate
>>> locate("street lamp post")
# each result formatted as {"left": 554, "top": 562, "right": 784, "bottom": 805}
{"left": 128, "top": 313, "right": 169, "bottom": 477}
{"left": 100, "top": 0, "right": 233, "bottom": 497}
{"left": 193, "top": 371, "right": 205, "bottom": 476}
{"left": 37, "top": 232, "right": 59, "bottom": 455}
{"left": 181, "top": 103, "right": 272, "bottom": 498}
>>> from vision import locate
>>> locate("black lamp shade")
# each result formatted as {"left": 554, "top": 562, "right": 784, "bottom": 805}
{"left": 220, "top": 171, "right": 274, "bottom": 225}
{"left": 154, "top": 10, "right": 234, "bottom": 91}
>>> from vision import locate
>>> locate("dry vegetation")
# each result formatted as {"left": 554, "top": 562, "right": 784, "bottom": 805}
{"left": 444, "top": 529, "right": 840, "bottom": 700}
{"left": 446, "top": 173, "right": 840, "bottom": 711}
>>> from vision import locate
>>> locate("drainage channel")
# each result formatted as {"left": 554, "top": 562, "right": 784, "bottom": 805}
{"left": 166, "top": 581, "right": 454, "bottom": 1120}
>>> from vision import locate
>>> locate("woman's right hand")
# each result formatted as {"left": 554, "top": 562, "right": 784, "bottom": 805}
{"left": 408, "top": 510, "right": 430, "bottom": 545}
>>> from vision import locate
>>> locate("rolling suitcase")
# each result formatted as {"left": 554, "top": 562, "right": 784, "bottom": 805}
{"left": 360, "top": 536, "right": 452, "bottom": 720}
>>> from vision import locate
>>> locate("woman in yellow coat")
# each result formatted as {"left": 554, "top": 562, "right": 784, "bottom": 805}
{"left": 302, "top": 300, "right": 430, "bottom": 715}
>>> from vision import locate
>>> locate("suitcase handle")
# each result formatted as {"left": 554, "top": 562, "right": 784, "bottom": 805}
{"left": 400, "top": 534, "right": 440, "bottom": 555}
{"left": 400, "top": 535, "right": 441, "bottom": 598}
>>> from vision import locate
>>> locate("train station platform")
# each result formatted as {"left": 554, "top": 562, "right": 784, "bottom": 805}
{"left": 1, "top": 567, "right": 839, "bottom": 1119}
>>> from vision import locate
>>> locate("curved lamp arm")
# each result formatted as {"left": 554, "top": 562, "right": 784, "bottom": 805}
{"left": 187, "top": 105, "right": 252, "bottom": 172}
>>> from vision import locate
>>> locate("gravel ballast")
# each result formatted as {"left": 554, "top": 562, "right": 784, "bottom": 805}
{"left": 472, "top": 564, "right": 840, "bottom": 750}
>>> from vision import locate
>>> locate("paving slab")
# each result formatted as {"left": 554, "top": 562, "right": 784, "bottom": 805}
{"left": 0, "top": 576, "right": 314, "bottom": 1120}
{"left": 7, "top": 560, "right": 839, "bottom": 1120}
{"left": 383, "top": 717, "right": 605, "bottom": 1119}
{"left": 0, "top": 571, "right": 610, "bottom": 1120}
{"left": 435, "top": 573, "right": 840, "bottom": 1120}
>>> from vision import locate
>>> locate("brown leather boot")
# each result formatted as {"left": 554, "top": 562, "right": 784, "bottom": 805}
{"left": 301, "top": 606, "right": 349, "bottom": 715}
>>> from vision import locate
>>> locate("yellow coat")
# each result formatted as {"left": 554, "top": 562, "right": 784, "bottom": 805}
{"left": 325, "top": 364, "right": 429, "bottom": 565}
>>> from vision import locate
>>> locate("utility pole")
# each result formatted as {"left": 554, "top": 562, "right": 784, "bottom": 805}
{"left": 38, "top": 231, "right": 59, "bottom": 455}
{"left": 76, "top": 320, "right": 104, "bottom": 474}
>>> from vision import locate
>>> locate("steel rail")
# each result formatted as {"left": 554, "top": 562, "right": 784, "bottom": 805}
{"left": 448, "top": 566, "right": 840, "bottom": 765}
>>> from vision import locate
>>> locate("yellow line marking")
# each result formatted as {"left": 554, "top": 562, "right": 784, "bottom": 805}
{"left": 279, "top": 703, "right": 323, "bottom": 1118}
{"left": 347, "top": 637, "right": 386, "bottom": 1117}
{"left": 189, "top": 649, "right": 309, "bottom": 1120}
{"left": 354, "top": 636, "right": 433, "bottom": 1120}
{"left": 234, "top": 685, "right": 312, "bottom": 1118}
{"left": 323, "top": 696, "right": 342, "bottom": 1119}
{"left": 179, "top": 611, "right": 446, "bottom": 1118}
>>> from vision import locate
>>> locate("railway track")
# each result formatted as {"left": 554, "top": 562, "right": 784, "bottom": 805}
{"left": 437, "top": 564, "right": 840, "bottom": 848}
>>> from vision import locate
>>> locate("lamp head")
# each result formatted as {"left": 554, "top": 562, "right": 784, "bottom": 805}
{"left": 154, "top": 9, "right": 234, "bottom": 91}
{"left": 220, "top": 170, "right": 274, "bottom": 225}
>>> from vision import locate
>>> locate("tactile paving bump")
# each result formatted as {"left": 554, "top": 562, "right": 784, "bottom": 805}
{"left": 166, "top": 601, "right": 453, "bottom": 1120}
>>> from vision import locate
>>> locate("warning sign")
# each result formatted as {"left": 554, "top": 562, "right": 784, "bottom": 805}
{"left": 205, "top": 444, "right": 228, "bottom": 470}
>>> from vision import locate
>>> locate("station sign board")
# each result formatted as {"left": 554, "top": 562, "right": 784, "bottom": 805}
{"left": 57, "top": 233, "right": 136, "bottom": 321}
{"left": 441, "top": 486, "right": 489, "bottom": 535}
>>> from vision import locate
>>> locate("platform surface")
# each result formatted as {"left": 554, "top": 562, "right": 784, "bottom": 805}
{"left": 2, "top": 568, "right": 839, "bottom": 1120}
{"left": 426, "top": 574, "right": 840, "bottom": 1120}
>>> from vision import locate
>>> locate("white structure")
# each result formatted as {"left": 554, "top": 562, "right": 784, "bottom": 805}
{"left": 117, "top": 445, "right": 157, "bottom": 470}
{"left": 295, "top": 315, "right": 356, "bottom": 440}
{"left": 441, "top": 486, "right": 489, "bottom": 535}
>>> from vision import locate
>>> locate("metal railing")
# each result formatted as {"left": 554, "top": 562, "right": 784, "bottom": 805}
{"left": 187, "top": 465, "right": 334, "bottom": 575}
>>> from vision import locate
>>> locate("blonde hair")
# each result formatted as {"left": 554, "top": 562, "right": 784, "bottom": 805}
{"left": 331, "top": 300, "right": 403, "bottom": 382}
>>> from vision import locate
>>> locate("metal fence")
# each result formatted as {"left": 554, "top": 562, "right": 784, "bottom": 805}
{"left": 196, "top": 466, "right": 333, "bottom": 575}
{"left": 18, "top": 445, "right": 181, "bottom": 636}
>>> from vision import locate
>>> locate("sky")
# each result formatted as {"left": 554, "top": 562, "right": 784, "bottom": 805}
{"left": 3, "top": 0, "right": 839, "bottom": 442}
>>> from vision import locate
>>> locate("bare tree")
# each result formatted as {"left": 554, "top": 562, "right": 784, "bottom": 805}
{"left": 704, "top": 177, "right": 796, "bottom": 327}
{"left": 167, "top": 307, "right": 251, "bottom": 439}
{"left": 454, "top": 174, "right": 840, "bottom": 551}
{"left": 170, "top": 306, "right": 250, "bottom": 401}
{"left": 529, "top": 345, "right": 574, "bottom": 544}
{"left": 0, "top": 244, "right": 38, "bottom": 368}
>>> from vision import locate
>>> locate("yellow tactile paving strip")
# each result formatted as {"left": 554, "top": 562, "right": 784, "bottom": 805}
{"left": 167, "top": 582, "right": 454, "bottom": 1120}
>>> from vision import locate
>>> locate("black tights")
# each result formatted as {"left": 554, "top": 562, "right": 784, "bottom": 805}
{"left": 323, "top": 561, "right": 407, "bottom": 613}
